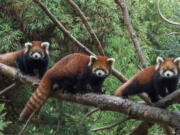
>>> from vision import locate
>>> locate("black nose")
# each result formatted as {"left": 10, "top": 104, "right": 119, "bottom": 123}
{"left": 167, "top": 73, "right": 170, "bottom": 77}
{"left": 98, "top": 72, "right": 102, "bottom": 76}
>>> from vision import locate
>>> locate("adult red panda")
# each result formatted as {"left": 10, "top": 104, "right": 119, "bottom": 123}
{"left": 0, "top": 41, "right": 49, "bottom": 78}
{"left": 19, "top": 53, "right": 115, "bottom": 121}
{"left": 115, "top": 57, "right": 180, "bottom": 102}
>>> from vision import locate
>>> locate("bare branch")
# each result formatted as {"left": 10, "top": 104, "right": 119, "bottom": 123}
{"left": 91, "top": 117, "right": 131, "bottom": 132}
{"left": 157, "top": 0, "right": 180, "bottom": 26}
{"left": 0, "top": 83, "right": 17, "bottom": 96}
{"left": 18, "top": 111, "right": 36, "bottom": 135}
{"left": 85, "top": 108, "right": 100, "bottom": 117}
{"left": 54, "top": 92, "right": 180, "bottom": 128}
{"left": 0, "top": 63, "right": 39, "bottom": 86}
{"left": 167, "top": 32, "right": 180, "bottom": 36}
{"left": 114, "top": 0, "right": 148, "bottom": 68}
{"left": 66, "top": 0, "right": 105, "bottom": 56}
{"left": 127, "top": 121, "right": 153, "bottom": 135}
{"left": 1, "top": 63, "right": 180, "bottom": 130}
{"left": 32, "top": 0, "right": 95, "bottom": 56}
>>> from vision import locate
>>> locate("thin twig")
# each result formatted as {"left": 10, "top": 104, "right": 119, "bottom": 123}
{"left": 167, "top": 32, "right": 180, "bottom": 36}
{"left": 66, "top": 0, "right": 105, "bottom": 56}
{"left": 157, "top": 0, "right": 180, "bottom": 26}
{"left": 18, "top": 111, "right": 36, "bottom": 135}
{"left": 85, "top": 108, "right": 100, "bottom": 117}
{"left": 0, "top": 83, "right": 17, "bottom": 96}
{"left": 91, "top": 117, "right": 131, "bottom": 132}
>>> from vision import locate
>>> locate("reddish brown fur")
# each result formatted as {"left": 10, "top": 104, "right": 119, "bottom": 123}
{"left": 29, "top": 41, "right": 47, "bottom": 53}
{"left": 114, "top": 66, "right": 156, "bottom": 97}
{"left": 115, "top": 58, "right": 177, "bottom": 96}
{"left": 0, "top": 49, "right": 25, "bottom": 66}
{"left": 159, "top": 58, "right": 177, "bottom": 71}
{"left": 115, "top": 58, "right": 179, "bottom": 97}
{"left": 0, "top": 41, "right": 45, "bottom": 67}
{"left": 19, "top": 53, "right": 112, "bottom": 121}
{"left": 92, "top": 56, "right": 112, "bottom": 73}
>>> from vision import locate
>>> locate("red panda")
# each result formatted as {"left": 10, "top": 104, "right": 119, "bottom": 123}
{"left": 115, "top": 57, "right": 180, "bottom": 102}
{"left": 0, "top": 41, "right": 49, "bottom": 78}
{"left": 19, "top": 53, "right": 115, "bottom": 121}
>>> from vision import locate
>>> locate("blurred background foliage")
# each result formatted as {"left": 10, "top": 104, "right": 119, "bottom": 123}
{"left": 0, "top": 0, "right": 179, "bottom": 134}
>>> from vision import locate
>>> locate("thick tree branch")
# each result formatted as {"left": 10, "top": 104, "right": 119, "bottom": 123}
{"left": 54, "top": 92, "right": 180, "bottom": 128}
{"left": 114, "top": 0, "right": 147, "bottom": 68}
{"left": 0, "top": 63, "right": 39, "bottom": 86}
{"left": 1, "top": 63, "right": 180, "bottom": 129}
{"left": 66, "top": 0, "right": 105, "bottom": 56}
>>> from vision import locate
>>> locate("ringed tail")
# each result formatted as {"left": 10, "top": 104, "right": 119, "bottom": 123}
{"left": 19, "top": 79, "right": 51, "bottom": 121}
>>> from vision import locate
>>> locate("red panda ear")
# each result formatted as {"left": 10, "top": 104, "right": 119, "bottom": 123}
{"left": 41, "top": 42, "right": 50, "bottom": 54}
{"left": 107, "top": 58, "right": 115, "bottom": 67}
{"left": 24, "top": 42, "right": 32, "bottom": 53}
{"left": 174, "top": 57, "right": 180, "bottom": 69}
{"left": 88, "top": 55, "right": 97, "bottom": 67}
{"left": 155, "top": 56, "right": 164, "bottom": 70}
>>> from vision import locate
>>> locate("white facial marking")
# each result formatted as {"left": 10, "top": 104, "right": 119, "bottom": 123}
{"left": 32, "top": 52, "right": 41, "bottom": 59}
{"left": 155, "top": 56, "right": 164, "bottom": 70}
{"left": 41, "top": 42, "right": 50, "bottom": 54}
{"left": 88, "top": 55, "right": 97, "bottom": 67}
{"left": 95, "top": 70, "right": 106, "bottom": 77}
{"left": 164, "top": 71, "right": 174, "bottom": 78}
{"left": 24, "top": 42, "right": 32, "bottom": 53}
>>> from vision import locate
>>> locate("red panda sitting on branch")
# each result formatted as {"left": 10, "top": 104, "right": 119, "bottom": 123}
{"left": 19, "top": 53, "right": 115, "bottom": 121}
{"left": 0, "top": 41, "right": 49, "bottom": 78}
{"left": 115, "top": 57, "right": 180, "bottom": 102}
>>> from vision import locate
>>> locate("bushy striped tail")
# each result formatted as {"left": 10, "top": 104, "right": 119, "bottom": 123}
{"left": 19, "top": 83, "right": 51, "bottom": 121}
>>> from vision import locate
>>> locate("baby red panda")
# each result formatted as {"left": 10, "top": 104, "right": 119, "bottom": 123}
{"left": 115, "top": 57, "right": 180, "bottom": 102}
{"left": 19, "top": 53, "right": 115, "bottom": 121}
{"left": 0, "top": 41, "right": 49, "bottom": 78}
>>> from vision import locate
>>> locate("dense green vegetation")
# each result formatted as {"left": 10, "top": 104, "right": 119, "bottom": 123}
{"left": 0, "top": 0, "right": 179, "bottom": 134}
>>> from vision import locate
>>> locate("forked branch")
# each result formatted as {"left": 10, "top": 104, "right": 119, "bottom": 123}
{"left": 66, "top": 0, "right": 105, "bottom": 56}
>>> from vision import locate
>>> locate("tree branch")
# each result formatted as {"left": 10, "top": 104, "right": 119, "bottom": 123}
{"left": 1, "top": 63, "right": 180, "bottom": 130}
{"left": 127, "top": 121, "right": 153, "bottom": 135}
{"left": 0, "top": 83, "right": 17, "bottom": 96}
{"left": 53, "top": 92, "right": 180, "bottom": 128}
{"left": 114, "top": 0, "right": 148, "bottom": 68}
{"left": 85, "top": 108, "right": 100, "bottom": 117}
{"left": 18, "top": 111, "right": 36, "bottom": 135}
{"left": 91, "top": 117, "right": 131, "bottom": 132}
{"left": 32, "top": 0, "right": 127, "bottom": 84}
{"left": 32, "top": 0, "right": 95, "bottom": 56}
{"left": 66, "top": 0, "right": 105, "bottom": 56}
{"left": 157, "top": 0, "right": 180, "bottom": 26}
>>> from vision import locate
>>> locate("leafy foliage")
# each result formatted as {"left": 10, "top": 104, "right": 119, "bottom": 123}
{"left": 0, "top": 0, "right": 179, "bottom": 134}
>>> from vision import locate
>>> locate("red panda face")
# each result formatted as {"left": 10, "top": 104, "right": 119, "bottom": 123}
{"left": 88, "top": 55, "right": 115, "bottom": 78}
{"left": 155, "top": 57, "right": 180, "bottom": 78}
{"left": 25, "top": 41, "right": 49, "bottom": 60}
